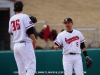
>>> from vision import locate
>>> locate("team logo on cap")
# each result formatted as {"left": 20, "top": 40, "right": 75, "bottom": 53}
{"left": 65, "top": 19, "right": 68, "bottom": 21}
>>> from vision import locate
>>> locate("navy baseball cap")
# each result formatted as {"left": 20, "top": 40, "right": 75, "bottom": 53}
{"left": 63, "top": 18, "right": 73, "bottom": 23}
{"left": 14, "top": 1, "right": 24, "bottom": 9}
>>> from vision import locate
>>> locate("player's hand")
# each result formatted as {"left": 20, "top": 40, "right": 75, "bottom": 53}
{"left": 54, "top": 45, "right": 59, "bottom": 50}
{"left": 33, "top": 43, "right": 36, "bottom": 49}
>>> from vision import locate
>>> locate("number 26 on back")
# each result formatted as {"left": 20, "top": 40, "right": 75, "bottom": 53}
{"left": 11, "top": 19, "right": 20, "bottom": 31}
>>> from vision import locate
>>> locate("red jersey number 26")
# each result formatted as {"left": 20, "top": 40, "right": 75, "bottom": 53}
{"left": 11, "top": 19, "right": 20, "bottom": 31}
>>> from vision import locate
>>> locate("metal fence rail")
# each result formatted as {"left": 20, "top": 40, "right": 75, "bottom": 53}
{"left": 35, "top": 23, "right": 99, "bottom": 49}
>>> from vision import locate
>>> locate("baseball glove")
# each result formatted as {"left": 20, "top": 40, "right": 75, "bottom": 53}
{"left": 85, "top": 56, "right": 93, "bottom": 69}
{"left": 29, "top": 15, "right": 37, "bottom": 23}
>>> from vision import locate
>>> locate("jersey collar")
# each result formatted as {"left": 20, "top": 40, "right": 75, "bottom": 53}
{"left": 66, "top": 29, "right": 73, "bottom": 33}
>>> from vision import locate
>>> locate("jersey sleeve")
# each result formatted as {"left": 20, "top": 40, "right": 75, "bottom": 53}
{"left": 8, "top": 19, "right": 13, "bottom": 34}
{"left": 23, "top": 15, "right": 34, "bottom": 30}
{"left": 54, "top": 33, "right": 62, "bottom": 46}
{"left": 79, "top": 32, "right": 85, "bottom": 43}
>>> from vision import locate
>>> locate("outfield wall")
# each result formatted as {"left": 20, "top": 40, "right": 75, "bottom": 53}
{"left": 0, "top": 49, "right": 100, "bottom": 75}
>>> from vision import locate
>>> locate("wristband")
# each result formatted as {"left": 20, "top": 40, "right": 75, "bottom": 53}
{"left": 83, "top": 51, "right": 88, "bottom": 57}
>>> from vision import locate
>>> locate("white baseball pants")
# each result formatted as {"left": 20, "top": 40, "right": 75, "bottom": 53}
{"left": 14, "top": 42, "right": 36, "bottom": 75}
{"left": 63, "top": 54, "right": 84, "bottom": 75}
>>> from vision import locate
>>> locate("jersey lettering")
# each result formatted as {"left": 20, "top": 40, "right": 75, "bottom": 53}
{"left": 11, "top": 19, "right": 20, "bottom": 31}
{"left": 76, "top": 42, "right": 78, "bottom": 47}
{"left": 65, "top": 36, "right": 79, "bottom": 44}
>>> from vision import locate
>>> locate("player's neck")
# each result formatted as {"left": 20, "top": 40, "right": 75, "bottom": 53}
{"left": 66, "top": 28, "right": 73, "bottom": 33}
{"left": 15, "top": 11, "right": 22, "bottom": 14}
{"left": 66, "top": 28, "right": 73, "bottom": 32}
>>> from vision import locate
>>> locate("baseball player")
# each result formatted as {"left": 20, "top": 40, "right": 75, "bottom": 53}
{"left": 54, "top": 18, "right": 92, "bottom": 75}
{"left": 8, "top": 1, "right": 36, "bottom": 75}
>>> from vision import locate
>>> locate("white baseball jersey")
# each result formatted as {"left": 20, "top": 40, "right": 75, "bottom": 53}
{"left": 54, "top": 29, "right": 85, "bottom": 55}
{"left": 9, "top": 13, "right": 34, "bottom": 43}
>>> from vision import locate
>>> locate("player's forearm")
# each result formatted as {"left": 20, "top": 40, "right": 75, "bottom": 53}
{"left": 54, "top": 45, "right": 59, "bottom": 50}
{"left": 82, "top": 47, "right": 86, "bottom": 52}
{"left": 27, "top": 27, "right": 36, "bottom": 43}
{"left": 80, "top": 42, "right": 88, "bottom": 57}
{"left": 82, "top": 47, "right": 88, "bottom": 57}
{"left": 29, "top": 34, "right": 36, "bottom": 43}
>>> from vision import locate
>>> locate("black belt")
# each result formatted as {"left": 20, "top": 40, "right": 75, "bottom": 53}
{"left": 20, "top": 41, "right": 26, "bottom": 43}
{"left": 69, "top": 53, "right": 78, "bottom": 55}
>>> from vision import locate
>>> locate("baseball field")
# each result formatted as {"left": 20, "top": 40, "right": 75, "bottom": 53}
{"left": 0, "top": 0, "right": 100, "bottom": 75}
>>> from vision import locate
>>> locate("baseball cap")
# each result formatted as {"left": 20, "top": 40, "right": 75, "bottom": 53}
{"left": 63, "top": 18, "right": 73, "bottom": 23}
{"left": 14, "top": 1, "right": 24, "bottom": 9}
